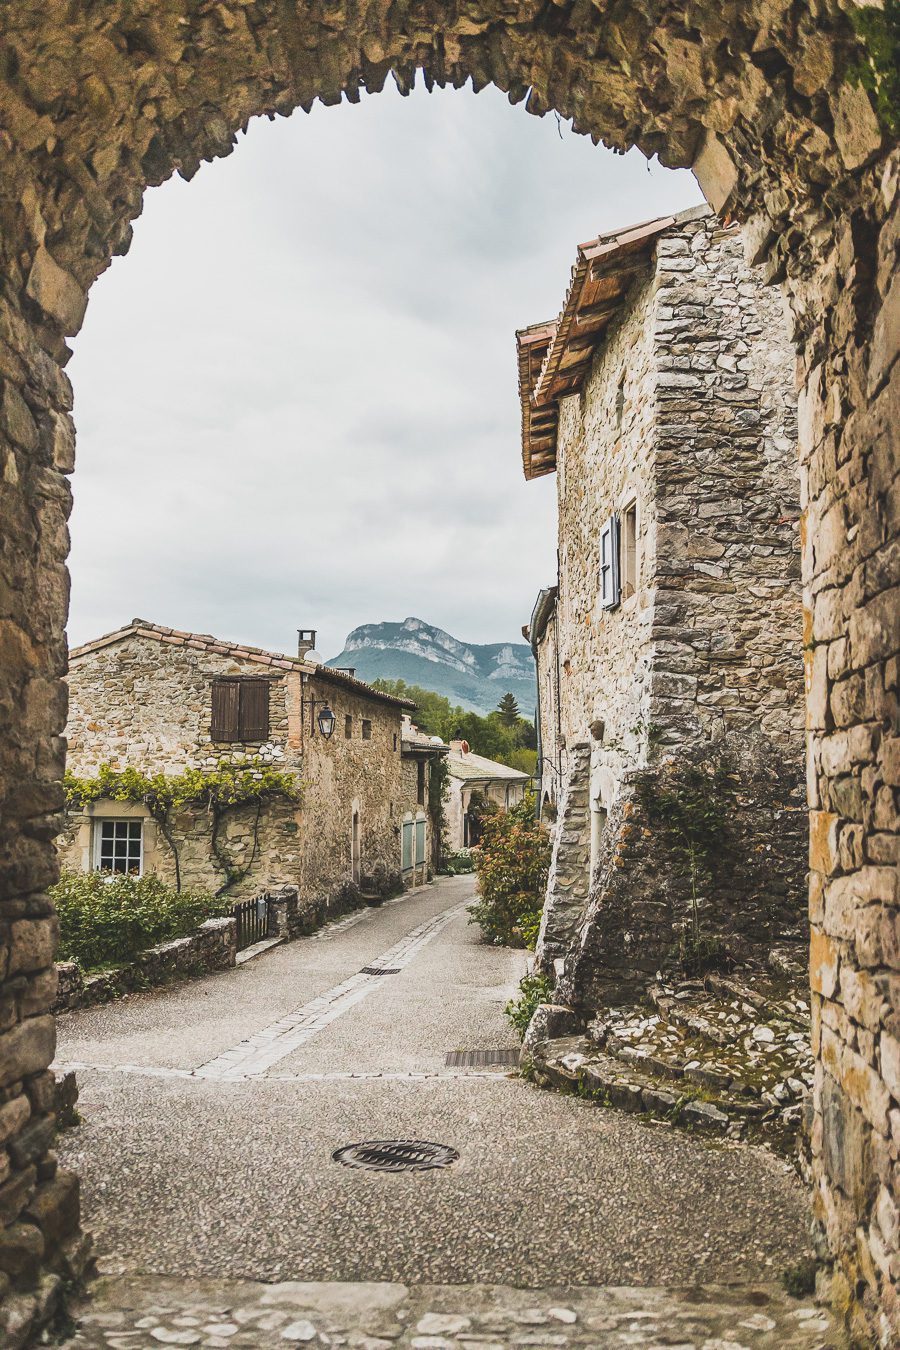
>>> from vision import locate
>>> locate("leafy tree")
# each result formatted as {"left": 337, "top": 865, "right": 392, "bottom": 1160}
{"left": 496, "top": 692, "right": 520, "bottom": 726}
{"left": 372, "top": 679, "right": 537, "bottom": 774}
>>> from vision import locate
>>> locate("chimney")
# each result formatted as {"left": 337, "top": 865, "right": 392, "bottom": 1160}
{"left": 297, "top": 629, "right": 317, "bottom": 660}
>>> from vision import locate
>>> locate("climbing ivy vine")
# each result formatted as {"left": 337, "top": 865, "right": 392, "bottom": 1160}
{"left": 634, "top": 759, "right": 735, "bottom": 975}
{"left": 848, "top": 0, "right": 900, "bottom": 137}
{"left": 64, "top": 761, "right": 302, "bottom": 896}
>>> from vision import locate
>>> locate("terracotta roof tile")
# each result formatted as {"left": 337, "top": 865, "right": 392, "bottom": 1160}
{"left": 68, "top": 620, "right": 416, "bottom": 710}
{"left": 516, "top": 206, "right": 711, "bottom": 480}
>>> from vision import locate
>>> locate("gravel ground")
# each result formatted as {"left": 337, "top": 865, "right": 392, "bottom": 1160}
{"left": 56, "top": 874, "right": 816, "bottom": 1289}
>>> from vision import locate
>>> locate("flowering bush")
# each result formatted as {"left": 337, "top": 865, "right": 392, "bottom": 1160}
{"left": 468, "top": 794, "right": 550, "bottom": 948}
{"left": 51, "top": 870, "right": 226, "bottom": 970}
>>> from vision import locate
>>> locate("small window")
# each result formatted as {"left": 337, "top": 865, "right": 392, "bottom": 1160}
{"left": 415, "top": 816, "right": 426, "bottom": 865}
{"left": 622, "top": 501, "right": 637, "bottom": 600}
{"left": 211, "top": 678, "right": 270, "bottom": 742}
{"left": 94, "top": 819, "right": 143, "bottom": 875}
{"left": 362, "top": 719, "right": 372, "bottom": 740}
{"left": 615, "top": 374, "right": 625, "bottom": 432}
{"left": 344, "top": 714, "right": 353, "bottom": 739}
{"left": 393, "top": 732, "right": 398, "bottom": 751}
{"left": 417, "top": 760, "right": 426, "bottom": 807}
{"left": 599, "top": 514, "right": 621, "bottom": 610}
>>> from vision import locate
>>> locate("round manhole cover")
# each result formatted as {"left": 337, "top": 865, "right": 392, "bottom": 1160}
{"left": 332, "top": 1139, "right": 459, "bottom": 1172}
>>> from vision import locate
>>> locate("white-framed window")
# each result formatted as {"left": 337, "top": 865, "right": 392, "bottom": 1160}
{"left": 93, "top": 818, "right": 143, "bottom": 875}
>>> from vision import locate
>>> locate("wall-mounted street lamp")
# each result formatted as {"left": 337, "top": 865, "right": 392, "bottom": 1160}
{"left": 300, "top": 673, "right": 337, "bottom": 739}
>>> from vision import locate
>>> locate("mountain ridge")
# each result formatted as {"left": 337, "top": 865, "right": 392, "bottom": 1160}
{"left": 326, "top": 617, "right": 535, "bottom": 717}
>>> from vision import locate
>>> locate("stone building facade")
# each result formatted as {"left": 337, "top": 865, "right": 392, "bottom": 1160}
{"left": 445, "top": 741, "right": 530, "bottom": 851}
{"left": 0, "top": 2, "right": 896, "bottom": 1342}
{"left": 59, "top": 620, "right": 437, "bottom": 905}
{"left": 520, "top": 207, "right": 807, "bottom": 988}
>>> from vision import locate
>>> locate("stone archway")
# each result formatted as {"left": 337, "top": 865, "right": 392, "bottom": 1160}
{"left": 0, "top": 3, "right": 896, "bottom": 1342}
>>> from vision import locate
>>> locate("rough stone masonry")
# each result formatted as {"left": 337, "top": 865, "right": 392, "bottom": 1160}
{"left": 0, "top": 2, "right": 896, "bottom": 1345}
{"left": 524, "top": 210, "right": 806, "bottom": 990}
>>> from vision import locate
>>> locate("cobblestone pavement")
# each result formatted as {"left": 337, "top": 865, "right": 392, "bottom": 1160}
{"left": 54, "top": 875, "right": 841, "bottom": 1345}
{"left": 63, "top": 1275, "right": 845, "bottom": 1349}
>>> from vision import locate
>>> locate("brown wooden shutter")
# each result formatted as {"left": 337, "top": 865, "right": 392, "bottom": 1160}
{"left": 211, "top": 680, "right": 240, "bottom": 741}
{"left": 239, "top": 679, "right": 269, "bottom": 741}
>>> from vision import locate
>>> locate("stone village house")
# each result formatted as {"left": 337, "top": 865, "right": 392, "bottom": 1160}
{"left": 59, "top": 621, "right": 443, "bottom": 907}
{"left": 518, "top": 206, "right": 807, "bottom": 1000}
{"left": 444, "top": 740, "right": 530, "bottom": 851}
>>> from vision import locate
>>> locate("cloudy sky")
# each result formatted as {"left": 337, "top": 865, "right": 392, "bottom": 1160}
{"left": 67, "top": 79, "right": 703, "bottom": 661}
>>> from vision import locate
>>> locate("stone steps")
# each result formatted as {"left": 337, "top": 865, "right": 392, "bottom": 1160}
{"left": 527, "top": 1035, "right": 767, "bottom": 1136}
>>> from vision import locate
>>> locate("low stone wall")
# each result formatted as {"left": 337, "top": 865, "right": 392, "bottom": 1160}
{"left": 52, "top": 917, "right": 236, "bottom": 1014}
{"left": 559, "top": 739, "right": 808, "bottom": 1011}
{"left": 267, "top": 870, "right": 404, "bottom": 941}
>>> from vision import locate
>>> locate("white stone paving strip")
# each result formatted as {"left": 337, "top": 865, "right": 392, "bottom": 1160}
{"left": 52, "top": 1062, "right": 512, "bottom": 1083}
{"left": 194, "top": 901, "right": 468, "bottom": 1080}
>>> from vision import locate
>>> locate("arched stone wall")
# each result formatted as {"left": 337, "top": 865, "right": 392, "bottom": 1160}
{"left": 0, "top": 2, "right": 896, "bottom": 1342}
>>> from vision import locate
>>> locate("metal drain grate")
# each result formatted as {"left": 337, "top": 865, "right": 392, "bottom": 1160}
{"left": 332, "top": 1139, "right": 459, "bottom": 1172}
{"left": 360, "top": 966, "right": 401, "bottom": 976}
{"left": 445, "top": 1048, "right": 521, "bottom": 1068}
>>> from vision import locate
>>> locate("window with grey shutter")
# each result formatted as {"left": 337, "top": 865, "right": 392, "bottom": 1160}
{"left": 599, "top": 514, "right": 621, "bottom": 609}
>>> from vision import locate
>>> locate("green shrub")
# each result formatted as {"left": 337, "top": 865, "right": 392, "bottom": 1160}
{"left": 505, "top": 971, "right": 555, "bottom": 1039}
{"left": 51, "top": 870, "right": 227, "bottom": 970}
{"left": 440, "top": 848, "right": 475, "bottom": 875}
{"left": 468, "top": 794, "right": 550, "bottom": 948}
{"left": 848, "top": 1, "right": 900, "bottom": 137}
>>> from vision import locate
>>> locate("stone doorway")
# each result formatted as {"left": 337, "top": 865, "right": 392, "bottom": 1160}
{"left": 0, "top": 4, "right": 896, "bottom": 1342}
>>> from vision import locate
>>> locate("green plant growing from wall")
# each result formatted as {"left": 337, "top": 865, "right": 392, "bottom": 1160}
{"left": 64, "top": 761, "right": 302, "bottom": 895}
{"left": 634, "top": 759, "right": 735, "bottom": 974}
{"left": 505, "top": 971, "right": 555, "bottom": 1039}
{"left": 848, "top": 1, "right": 900, "bottom": 137}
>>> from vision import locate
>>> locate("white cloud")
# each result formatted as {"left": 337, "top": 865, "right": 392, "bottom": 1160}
{"left": 67, "top": 79, "right": 704, "bottom": 660}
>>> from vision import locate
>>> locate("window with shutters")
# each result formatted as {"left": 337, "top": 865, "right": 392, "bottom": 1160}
{"left": 621, "top": 501, "right": 638, "bottom": 600}
{"left": 210, "top": 678, "right": 270, "bottom": 742}
{"left": 599, "top": 514, "right": 621, "bottom": 610}
{"left": 401, "top": 819, "right": 415, "bottom": 871}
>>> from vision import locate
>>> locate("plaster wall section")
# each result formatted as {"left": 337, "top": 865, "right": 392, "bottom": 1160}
{"left": 445, "top": 773, "right": 528, "bottom": 851}
{"left": 534, "top": 609, "right": 561, "bottom": 817}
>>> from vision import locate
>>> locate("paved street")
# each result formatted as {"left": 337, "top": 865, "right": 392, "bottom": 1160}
{"left": 56, "top": 874, "right": 842, "bottom": 1347}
